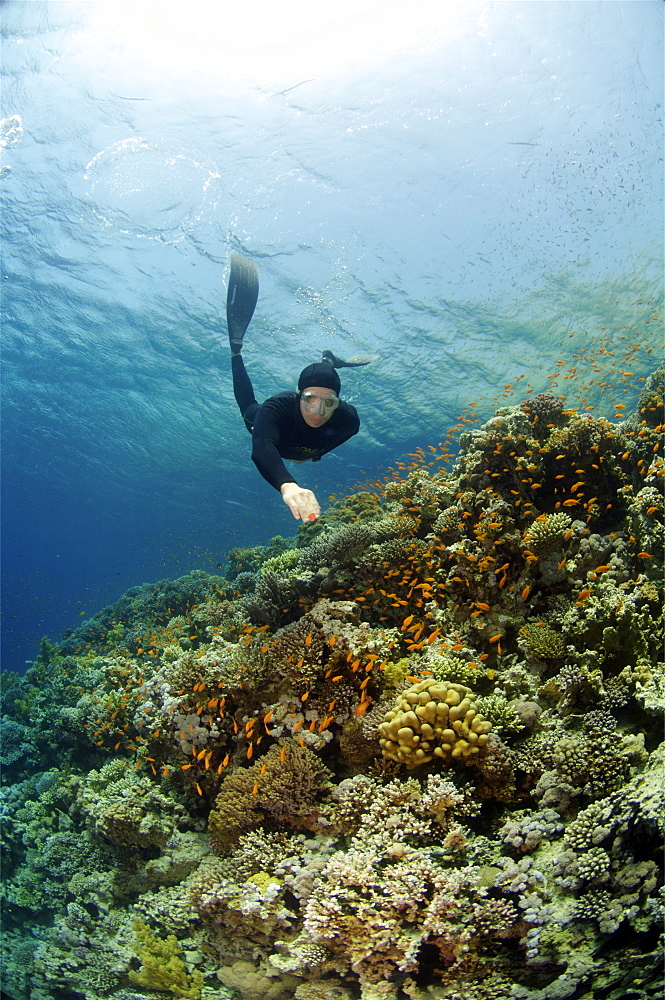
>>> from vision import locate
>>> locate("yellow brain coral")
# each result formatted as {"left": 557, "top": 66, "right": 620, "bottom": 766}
{"left": 378, "top": 679, "right": 492, "bottom": 769}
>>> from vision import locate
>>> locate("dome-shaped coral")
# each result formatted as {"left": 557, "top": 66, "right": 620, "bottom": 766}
{"left": 523, "top": 513, "right": 573, "bottom": 558}
{"left": 378, "top": 679, "right": 492, "bottom": 769}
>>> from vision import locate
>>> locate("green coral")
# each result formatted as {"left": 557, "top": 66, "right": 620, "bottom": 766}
{"left": 474, "top": 694, "right": 525, "bottom": 736}
{"left": 520, "top": 622, "right": 566, "bottom": 660}
{"left": 380, "top": 657, "right": 413, "bottom": 689}
{"left": 260, "top": 547, "right": 302, "bottom": 575}
{"left": 130, "top": 919, "right": 204, "bottom": 999}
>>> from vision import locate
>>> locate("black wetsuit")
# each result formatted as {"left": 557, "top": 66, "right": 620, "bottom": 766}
{"left": 232, "top": 355, "right": 360, "bottom": 491}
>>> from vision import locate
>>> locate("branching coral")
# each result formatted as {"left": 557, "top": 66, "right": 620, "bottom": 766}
{"left": 130, "top": 918, "right": 204, "bottom": 999}
{"left": 208, "top": 741, "right": 331, "bottom": 849}
{"left": 303, "top": 848, "right": 519, "bottom": 989}
{"left": 522, "top": 513, "right": 573, "bottom": 559}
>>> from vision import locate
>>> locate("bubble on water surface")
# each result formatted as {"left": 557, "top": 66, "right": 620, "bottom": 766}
{"left": 0, "top": 115, "right": 24, "bottom": 177}
{"left": 84, "top": 136, "right": 221, "bottom": 241}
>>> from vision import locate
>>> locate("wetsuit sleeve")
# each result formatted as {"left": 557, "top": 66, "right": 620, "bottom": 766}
{"left": 250, "top": 405, "right": 297, "bottom": 492}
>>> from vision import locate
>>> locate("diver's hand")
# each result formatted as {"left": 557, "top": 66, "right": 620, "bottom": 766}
{"left": 280, "top": 483, "right": 320, "bottom": 522}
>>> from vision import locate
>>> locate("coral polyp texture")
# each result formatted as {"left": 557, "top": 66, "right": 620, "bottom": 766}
{"left": 378, "top": 679, "right": 492, "bottom": 767}
{"left": 1, "top": 367, "right": 663, "bottom": 1000}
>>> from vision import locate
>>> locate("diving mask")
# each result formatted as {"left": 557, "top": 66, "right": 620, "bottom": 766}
{"left": 300, "top": 390, "right": 340, "bottom": 415}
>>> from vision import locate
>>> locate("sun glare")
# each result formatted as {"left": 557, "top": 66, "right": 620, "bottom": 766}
{"left": 83, "top": 0, "right": 471, "bottom": 91}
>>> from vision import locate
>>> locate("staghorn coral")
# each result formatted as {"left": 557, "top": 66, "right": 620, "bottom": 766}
{"left": 378, "top": 679, "right": 492, "bottom": 768}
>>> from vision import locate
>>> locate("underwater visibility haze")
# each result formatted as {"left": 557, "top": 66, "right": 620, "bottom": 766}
{"left": 1, "top": 2, "right": 664, "bottom": 1000}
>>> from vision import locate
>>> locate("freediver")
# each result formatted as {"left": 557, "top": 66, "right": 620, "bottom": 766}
{"left": 226, "top": 255, "right": 377, "bottom": 523}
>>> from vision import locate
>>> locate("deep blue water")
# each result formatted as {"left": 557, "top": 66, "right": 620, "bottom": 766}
{"left": 1, "top": 0, "right": 663, "bottom": 674}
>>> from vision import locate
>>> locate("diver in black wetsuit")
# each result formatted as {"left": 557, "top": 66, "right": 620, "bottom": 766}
{"left": 226, "top": 255, "right": 375, "bottom": 523}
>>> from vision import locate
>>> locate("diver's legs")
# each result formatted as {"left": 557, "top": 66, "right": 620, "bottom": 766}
{"left": 231, "top": 354, "right": 259, "bottom": 432}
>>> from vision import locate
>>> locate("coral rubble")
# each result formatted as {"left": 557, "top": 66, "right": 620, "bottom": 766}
{"left": 1, "top": 368, "right": 663, "bottom": 1000}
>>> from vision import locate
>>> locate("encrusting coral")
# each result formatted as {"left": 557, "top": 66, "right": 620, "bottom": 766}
{"left": 1, "top": 363, "right": 663, "bottom": 1000}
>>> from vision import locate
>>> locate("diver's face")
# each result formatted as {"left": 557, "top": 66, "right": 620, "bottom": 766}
{"left": 299, "top": 386, "right": 340, "bottom": 428}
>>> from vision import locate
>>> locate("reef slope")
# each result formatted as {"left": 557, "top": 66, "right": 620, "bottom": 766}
{"left": 1, "top": 370, "right": 663, "bottom": 1000}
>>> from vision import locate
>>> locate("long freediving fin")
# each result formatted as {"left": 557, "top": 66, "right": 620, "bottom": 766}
{"left": 322, "top": 349, "right": 379, "bottom": 369}
{"left": 227, "top": 254, "right": 259, "bottom": 354}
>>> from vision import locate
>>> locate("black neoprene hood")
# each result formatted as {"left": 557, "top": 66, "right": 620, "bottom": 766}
{"left": 297, "top": 363, "right": 341, "bottom": 395}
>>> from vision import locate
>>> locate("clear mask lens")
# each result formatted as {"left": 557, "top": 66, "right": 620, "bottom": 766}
{"left": 301, "top": 391, "right": 340, "bottom": 414}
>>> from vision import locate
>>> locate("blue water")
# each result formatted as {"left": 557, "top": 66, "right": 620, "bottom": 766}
{"left": 1, "top": 0, "right": 663, "bottom": 673}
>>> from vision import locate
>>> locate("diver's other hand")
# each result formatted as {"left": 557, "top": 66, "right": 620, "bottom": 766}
{"left": 280, "top": 483, "right": 320, "bottom": 522}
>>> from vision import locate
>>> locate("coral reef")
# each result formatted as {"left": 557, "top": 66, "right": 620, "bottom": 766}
{"left": 1, "top": 366, "right": 663, "bottom": 1000}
